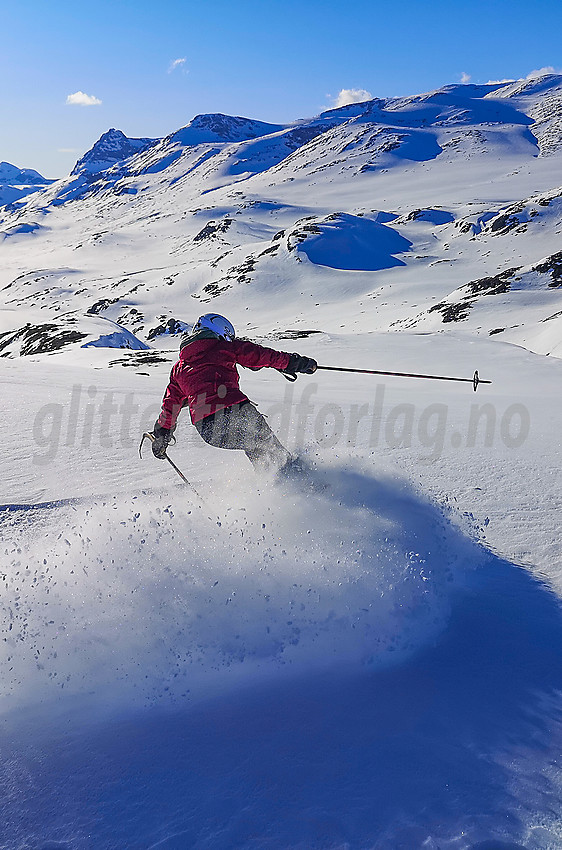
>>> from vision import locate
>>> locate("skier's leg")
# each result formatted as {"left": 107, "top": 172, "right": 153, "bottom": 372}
{"left": 195, "top": 402, "right": 291, "bottom": 473}
{"left": 238, "top": 406, "right": 313, "bottom": 482}
{"left": 194, "top": 407, "right": 231, "bottom": 448}
{"left": 194, "top": 403, "right": 248, "bottom": 450}
{"left": 236, "top": 403, "right": 292, "bottom": 474}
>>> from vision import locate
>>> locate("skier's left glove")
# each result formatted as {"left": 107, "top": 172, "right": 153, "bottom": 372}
{"left": 286, "top": 353, "right": 318, "bottom": 376}
{"left": 151, "top": 422, "right": 174, "bottom": 459}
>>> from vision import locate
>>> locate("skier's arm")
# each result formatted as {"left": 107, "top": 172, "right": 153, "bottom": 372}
{"left": 157, "top": 369, "right": 186, "bottom": 430}
{"left": 232, "top": 339, "right": 293, "bottom": 371}
{"left": 152, "top": 370, "right": 186, "bottom": 459}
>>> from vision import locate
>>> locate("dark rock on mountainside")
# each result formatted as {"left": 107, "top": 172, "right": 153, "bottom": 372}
{"left": 428, "top": 300, "right": 474, "bottom": 323}
{"left": 534, "top": 250, "right": 562, "bottom": 286}
{"left": 193, "top": 218, "right": 233, "bottom": 242}
{"left": 465, "top": 268, "right": 520, "bottom": 296}
{"left": 427, "top": 268, "right": 519, "bottom": 323}
{"left": 147, "top": 317, "right": 189, "bottom": 340}
{"left": 87, "top": 297, "right": 120, "bottom": 315}
{"left": 0, "top": 323, "right": 86, "bottom": 356}
{"left": 425, "top": 252, "right": 562, "bottom": 326}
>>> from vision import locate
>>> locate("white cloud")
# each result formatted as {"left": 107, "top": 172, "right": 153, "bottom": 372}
{"left": 168, "top": 57, "right": 187, "bottom": 74}
{"left": 460, "top": 72, "right": 471, "bottom": 84}
{"left": 332, "top": 88, "right": 373, "bottom": 108}
{"left": 526, "top": 66, "right": 559, "bottom": 79}
{"left": 66, "top": 91, "right": 102, "bottom": 107}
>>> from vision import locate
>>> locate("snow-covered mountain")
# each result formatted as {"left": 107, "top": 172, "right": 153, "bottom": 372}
{"left": 2, "top": 74, "right": 562, "bottom": 358}
{"left": 0, "top": 160, "right": 54, "bottom": 207}
{"left": 71, "top": 128, "right": 157, "bottom": 175}
{"left": 0, "top": 162, "right": 47, "bottom": 185}
{"left": 2, "top": 75, "right": 562, "bottom": 850}
{"left": 169, "top": 112, "right": 285, "bottom": 144}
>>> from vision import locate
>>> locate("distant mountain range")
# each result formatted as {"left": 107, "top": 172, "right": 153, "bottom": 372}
{"left": 1, "top": 73, "right": 562, "bottom": 359}
{"left": 0, "top": 161, "right": 54, "bottom": 208}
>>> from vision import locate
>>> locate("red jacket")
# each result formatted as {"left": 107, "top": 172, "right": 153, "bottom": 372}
{"left": 157, "top": 336, "right": 292, "bottom": 427}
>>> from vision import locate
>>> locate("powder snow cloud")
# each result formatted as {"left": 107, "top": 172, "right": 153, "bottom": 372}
{"left": 66, "top": 91, "right": 102, "bottom": 107}
{"left": 333, "top": 88, "right": 373, "bottom": 108}
{"left": 460, "top": 72, "right": 471, "bottom": 84}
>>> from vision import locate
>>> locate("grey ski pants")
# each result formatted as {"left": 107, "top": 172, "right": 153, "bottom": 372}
{"left": 194, "top": 401, "right": 291, "bottom": 474}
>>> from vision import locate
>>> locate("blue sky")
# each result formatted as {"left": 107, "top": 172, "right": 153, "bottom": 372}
{"left": 1, "top": 0, "right": 561, "bottom": 177}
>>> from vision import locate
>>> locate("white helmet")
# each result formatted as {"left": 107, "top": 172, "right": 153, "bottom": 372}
{"left": 193, "top": 313, "right": 235, "bottom": 341}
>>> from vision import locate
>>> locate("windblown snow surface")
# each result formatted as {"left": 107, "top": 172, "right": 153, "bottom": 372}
{"left": 1, "top": 77, "right": 562, "bottom": 849}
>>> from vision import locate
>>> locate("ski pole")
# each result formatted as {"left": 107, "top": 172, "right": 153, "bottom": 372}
{"left": 139, "top": 432, "right": 207, "bottom": 505}
{"left": 285, "top": 366, "right": 491, "bottom": 391}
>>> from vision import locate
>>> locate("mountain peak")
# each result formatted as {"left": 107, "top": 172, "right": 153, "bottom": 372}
{"left": 0, "top": 161, "right": 50, "bottom": 185}
{"left": 169, "top": 113, "right": 285, "bottom": 146}
{"left": 490, "top": 73, "right": 562, "bottom": 100}
{"left": 317, "top": 98, "right": 383, "bottom": 123}
{"left": 72, "top": 129, "right": 158, "bottom": 176}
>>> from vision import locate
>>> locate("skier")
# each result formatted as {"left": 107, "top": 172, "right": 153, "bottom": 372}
{"left": 151, "top": 313, "right": 317, "bottom": 477}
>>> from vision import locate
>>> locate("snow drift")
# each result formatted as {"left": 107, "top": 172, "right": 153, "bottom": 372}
{"left": 292, "top": 213, "right": 412, "bottom": 271}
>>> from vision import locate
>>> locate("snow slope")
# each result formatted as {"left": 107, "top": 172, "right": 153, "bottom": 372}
{"left": 1, "top": 75, "right": 562, "bottom": 849}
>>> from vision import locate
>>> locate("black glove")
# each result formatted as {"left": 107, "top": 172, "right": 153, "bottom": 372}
{"left": 286, "top": 353, "right": 318, "bottom": 376}
{"left": 151, "top": 422, "right": 174, "bottom": 460}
